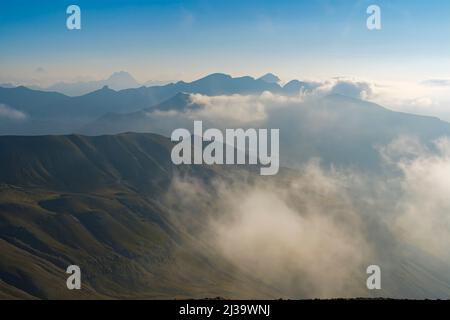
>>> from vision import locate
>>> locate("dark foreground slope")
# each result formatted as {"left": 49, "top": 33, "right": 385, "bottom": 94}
{"left": 2, "top": 133, "right": 450, "bottom": 300}
{"left": 0, "top": 133, "right": 277, "bottom": 299}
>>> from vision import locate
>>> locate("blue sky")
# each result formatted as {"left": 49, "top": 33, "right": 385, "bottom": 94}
{"left": 1, "top": 0, "right": 450, "bottom": 84}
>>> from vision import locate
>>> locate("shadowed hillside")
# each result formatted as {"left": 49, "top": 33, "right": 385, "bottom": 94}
{"left": 0, "top": 133, "right": 279, "bottom": 299}
{"left": 2, "top": 132, "right": 450, "bottom": 299}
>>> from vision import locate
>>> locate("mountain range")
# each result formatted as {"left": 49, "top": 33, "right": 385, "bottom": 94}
{"left": 80, "top": 92, "right": 450, "bottom": 171}
{"left": 2, "top": 73, "right": 450, "bottom": 299}
{"left": 2, "top": 72, "right": 299, "bottom": 96}
{"left": 38, "top": 71, "right": 142, "bottom": 96}
{"left": 0, "top": 73, "right": 319, "bottom": 135}
{"left": 2, "top": 72, "right": 450, "bottom": 171}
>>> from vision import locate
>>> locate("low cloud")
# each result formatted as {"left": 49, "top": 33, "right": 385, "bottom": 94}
{"left": 142, "top": 77, "right": 450, "bottom": 134}
{"left": 384, "top": 137, "right": 450, "bottom": 259}
{"left": 166, "top": 164, "right": 374, "bottom": 298}
{"left": 366, "top": 80, "right": 450, "bottom": 122}
{"left": 421, "top": 79, "right": 450, "bottom": 87}
{"left": 188, "top": 93, "right": 269, "bottom": 125}
{"left": 163, "top": 135, "right": 450, "bottom": 298}
{"left": 146, "top": 91, "right": 305, "bottom": 129}
{"left": 0, "top": 104, "right": 27, "bottom": 121}
{"left": 145, "top": 78, "right": 379, "bottom": 129}
{"left": 328, "top": 80, "right": 374, "bottom": 99}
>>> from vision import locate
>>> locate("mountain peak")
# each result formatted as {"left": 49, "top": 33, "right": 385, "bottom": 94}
{"left": 258, "top": 73, "right": 280, "bottom": 84}
{"left": 195, "top": 73, "right": 232, "bottom": 82}
{"left": 151, "top": 92, "right": 197, "bottom": 112}
{"left": 105, "top": 71, "right": 140, "bottom": 90}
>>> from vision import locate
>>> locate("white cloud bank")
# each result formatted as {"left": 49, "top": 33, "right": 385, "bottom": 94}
{"left": 167, "top": 164, "right": 372, "bottom": 298}
{"left": 385, "top": 137, "right": 450, "bottom": 259}
{"left": 164, "top": 136, "right": 450, "bottom": 299}
{"left": 145, "top": 76, "right": 450, "bottom": 130}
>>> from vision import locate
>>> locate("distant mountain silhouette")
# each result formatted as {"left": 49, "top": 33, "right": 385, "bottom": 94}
{"left": 0, "top": 73, "right": 319, "bottom": 135}
{"left": 258, "top": 73, "right": 281, "bottom": 84}
{"left": 35, "top": 71, "right": 141, "bottom": 96}
{"left": 152, "top": 92, "right": 203, "bottom": 112}
{"left": 81, "top": 92, "right": 450, "bottom": 171}
{"left": 143, "top": 79, "right": 174, "bottom": 87}
{"left": 0, "top": 83, "right": 16, "bottom": 89}
{"left": 27, "top": 72, "right": 174, "bottom": 96}
{"left": 171, "top": 73, "right": 282, "bottom": 95}
{"left": 283, "top": 79, "right": 320, "bottom": 94}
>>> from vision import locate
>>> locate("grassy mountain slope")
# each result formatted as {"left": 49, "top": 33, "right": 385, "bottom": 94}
{"left": 0, "top": 133, "right": 279, "bottom": 299}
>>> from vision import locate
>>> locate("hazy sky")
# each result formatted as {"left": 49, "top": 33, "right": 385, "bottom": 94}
{"left": 1, "top": 0, "right": 450, "bottom": 84}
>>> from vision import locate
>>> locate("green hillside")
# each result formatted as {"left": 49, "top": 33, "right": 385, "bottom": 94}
{"left": 0, "top": 133, "right": 278, "bottom": 299}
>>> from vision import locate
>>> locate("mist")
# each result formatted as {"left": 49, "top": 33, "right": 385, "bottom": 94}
{"left": 163, "top": 136, "right": 450, "bottom": 299}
